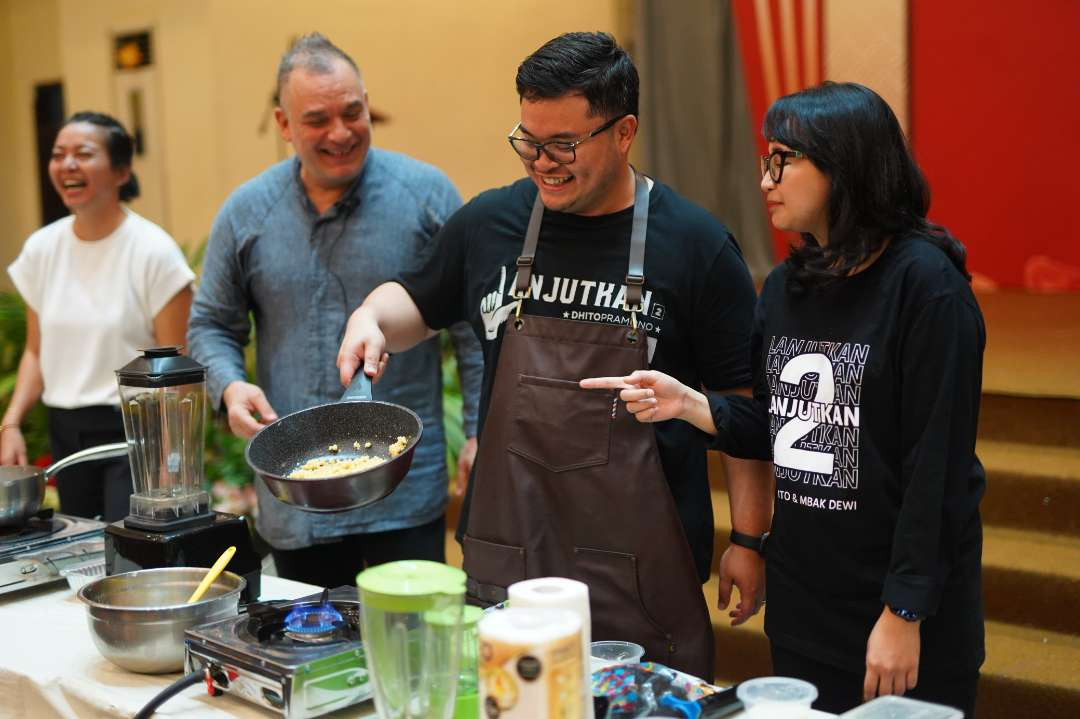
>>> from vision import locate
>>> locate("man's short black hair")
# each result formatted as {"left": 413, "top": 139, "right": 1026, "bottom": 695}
{"left": 515, "top": 32, "right": 638, "bottom": 119}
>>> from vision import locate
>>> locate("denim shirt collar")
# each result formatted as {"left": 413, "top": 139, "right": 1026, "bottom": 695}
{"left": 290, "top": 153, "right": 370, "bottom": 221}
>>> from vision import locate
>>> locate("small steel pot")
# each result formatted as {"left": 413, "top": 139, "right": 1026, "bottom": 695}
{"left": 78, "top": 566, "right": 245, "bottom": 674}
{"left": 0, "top": 442, "right": 129, "bottom": 527}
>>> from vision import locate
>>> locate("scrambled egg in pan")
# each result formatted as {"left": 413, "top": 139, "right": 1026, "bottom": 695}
{"left": 288, "top": 436, "right": 410, "bottom": 479}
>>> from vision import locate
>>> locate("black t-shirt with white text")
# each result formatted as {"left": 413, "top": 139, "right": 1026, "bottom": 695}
{"left": 398, "top": 177, "right": 757, "bottom": 580}
{"left": 710, "top": 237, "right": 986, "bottom": 673}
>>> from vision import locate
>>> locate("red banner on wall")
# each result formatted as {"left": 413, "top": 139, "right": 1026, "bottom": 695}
{"left": 732, "top": 0, "right": 824, "bottom": 261}
{"left": 733, "top": 0, "right": 1080, "bottom": 291}
{"left": 910, "top": 0, "right": 1080, "bottom": 292}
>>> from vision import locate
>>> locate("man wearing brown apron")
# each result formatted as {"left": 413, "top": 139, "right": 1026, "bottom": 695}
{"left": 338, "top": 32, "right": 771, "bottom": 679}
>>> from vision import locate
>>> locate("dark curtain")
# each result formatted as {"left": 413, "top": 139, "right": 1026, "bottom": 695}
{"left": 633, "top": 0, "right": 773, "bottom": 280}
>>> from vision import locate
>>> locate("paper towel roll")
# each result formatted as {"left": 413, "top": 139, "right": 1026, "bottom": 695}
{"left": 478, "top": 607, "right": 583, "bottom": 719}
{"left": 508, "top": 578, "right": 593, "bottom": 719}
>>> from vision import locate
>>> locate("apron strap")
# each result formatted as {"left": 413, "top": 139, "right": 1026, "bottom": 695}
{"left": 513, "top": 188, "right": 547, "bottom": 300}
{"left": 624, "top": 171, "right": 649, "bottom": 314}
{"left": 514, "top": 170, "right": 651, "bottom": 323}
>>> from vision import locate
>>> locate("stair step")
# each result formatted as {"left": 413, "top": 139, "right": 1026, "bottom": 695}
{"left": 983, "top": 621, "right": 1080, "bottom": 691}
{"left": 977, "top": 440, "right": 1080, "bottom": 536}
{"left": 979, "top": 441, "right": 1080, "bottom": 484}
{"left": 982, "top": 526, "right": 1080, "bottom": 581}
{"left": 978, "top": 393, "right": 1080, "bottom": 448}
{"left": 976, "top": 290, "right": 1080, "bottom": 401}
{"left": 982, "top": 526, "right": 1080, "bottom": 635}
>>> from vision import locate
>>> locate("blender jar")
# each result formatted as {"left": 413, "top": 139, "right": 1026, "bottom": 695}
{"left": 357, "top": 560, "right": 466, "bottom": 719}
{"left": 116, "top": 347, "right": 209, "bottom": 527}
{"left": 453, "top": 605, "right": 484, "bottom": 719}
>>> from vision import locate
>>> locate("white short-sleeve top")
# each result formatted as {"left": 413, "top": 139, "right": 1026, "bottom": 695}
{"left": 7, "top": 210, "right": 195, "bottom": 408}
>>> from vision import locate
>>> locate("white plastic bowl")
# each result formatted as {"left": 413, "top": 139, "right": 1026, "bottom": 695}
{"left": 839, "top": 695, "right": 963, "bottom": 718}
{"left": 737, "top": 676, "right": 818, "bottom": 718}
{"left": 589, "top": 639, "right": 645, "bottom": 672}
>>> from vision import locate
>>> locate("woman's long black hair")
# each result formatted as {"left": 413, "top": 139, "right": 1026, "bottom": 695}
{"left": 763, "top": 82, "right": 968, "bottom": 292}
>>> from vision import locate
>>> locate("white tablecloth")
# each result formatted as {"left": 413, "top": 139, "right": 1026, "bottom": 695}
{"left": 0, "top": 575, "right": 376, "bottom": 719}
{"left": 0, "top": 575, "right": 834, "bottom": 719}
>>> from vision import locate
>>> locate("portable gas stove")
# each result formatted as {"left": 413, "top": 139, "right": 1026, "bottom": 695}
{"left": 0, "top": 509, "right": 105, "bottom": 595}
{"left": 185, "top": 585, "right": 371, "bottom": 718}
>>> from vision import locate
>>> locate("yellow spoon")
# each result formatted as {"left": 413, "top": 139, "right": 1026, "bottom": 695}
{"left": 186, "top": 546, "right": 237, "bottom": 604}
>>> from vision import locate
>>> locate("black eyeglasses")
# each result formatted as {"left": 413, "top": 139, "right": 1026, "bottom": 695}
{"left": 760, "top": 150, "right": 806, "bottom": 183}
{"left": 507, "top": 115, "right": 622, "bottom": 165}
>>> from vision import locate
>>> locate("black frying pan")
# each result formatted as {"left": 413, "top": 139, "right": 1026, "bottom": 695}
{"left": 245, "top": 373, "right": 423, "bottom": 512}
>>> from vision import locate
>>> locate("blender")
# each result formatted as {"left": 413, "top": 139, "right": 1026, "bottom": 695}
{"left": 453, "top": 605, "right": 483, "bottom": 719}
{"left": 104, "top": 348, "right": 261, "bottom": 601}
{"left": 356, "top": 560, "right": 466, "bottom": 719}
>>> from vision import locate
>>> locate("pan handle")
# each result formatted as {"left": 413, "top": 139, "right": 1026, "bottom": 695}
{"left": 340, "top": 370, "right": 373, "bottom": 402}
{"left": 44, "top": 442, "right": 130, "bottom": 479}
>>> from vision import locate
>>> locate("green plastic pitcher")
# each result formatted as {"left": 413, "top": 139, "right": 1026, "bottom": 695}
{"left": 453, "top": 605, "right": 484, "bottom": 719}
{"left": 357, "top": 561, "right": 466, "bottom": 719}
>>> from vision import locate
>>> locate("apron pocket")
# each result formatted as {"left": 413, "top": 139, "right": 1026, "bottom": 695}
{"left": 508, "top": 374, "right": 613, "bottom": 472}
{"left": 463, "top": 535, "right": 526, "bottom": 604}
{"left": 573, "top": 546, "right": 670, "bottom": 643}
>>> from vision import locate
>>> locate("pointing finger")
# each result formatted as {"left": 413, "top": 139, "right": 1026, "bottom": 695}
{"left": 580, "top": 376, "right": 634, "bottom": 390}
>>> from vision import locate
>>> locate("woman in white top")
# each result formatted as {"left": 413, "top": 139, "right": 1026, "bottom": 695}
{"left": 1, "top": 112, "right": 194, "bottom": 521}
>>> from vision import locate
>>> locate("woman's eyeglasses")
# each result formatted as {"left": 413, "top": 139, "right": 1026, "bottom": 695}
{"left": 760, "top": 150, "right": 806, "bottom": 183}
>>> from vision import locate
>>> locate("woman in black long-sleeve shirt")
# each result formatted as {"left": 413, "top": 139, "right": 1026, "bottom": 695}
{"left": 583, "top": 82, "right": 985, "bottom": 717}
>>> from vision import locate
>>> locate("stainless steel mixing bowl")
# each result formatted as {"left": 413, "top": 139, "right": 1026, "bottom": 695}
{"left": 77, "top": 566, "right": 246, "bottom": 674}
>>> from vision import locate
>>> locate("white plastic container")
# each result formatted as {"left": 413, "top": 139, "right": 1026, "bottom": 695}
{"left": 60, "top": 558, "right": 106, "bottom": 591}
{"left": 839, "top": 695, "right": 963, "bottom": 718}
{"left": 589, "top": 640, "right": 645, "bottom": 672}
{"left": 736, "top": 676, "right": 818, "bottom": 718}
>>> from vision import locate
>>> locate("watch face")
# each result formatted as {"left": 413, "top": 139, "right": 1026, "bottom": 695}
{"left": 892, "top": 607, "right": 921, "bottom": 622}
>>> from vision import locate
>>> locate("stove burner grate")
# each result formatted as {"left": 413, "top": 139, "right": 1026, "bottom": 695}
{"left": 284, "top": 601, "right": 346, "bottom": 643}
{"left": 0, "top": 511, "right": 64, "bottom": 546}
{"left": 243, "top": 590, "right": 362, "bottom": 649}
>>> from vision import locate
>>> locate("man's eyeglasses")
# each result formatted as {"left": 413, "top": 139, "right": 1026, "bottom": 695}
{"left": 508, "top": 115, "right": 622, "bottom": 165}
{"left": 760, "top": 150, "right": 806, "bottom": 183}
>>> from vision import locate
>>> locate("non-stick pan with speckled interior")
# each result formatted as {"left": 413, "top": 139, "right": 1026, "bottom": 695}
{"left": 245, "top": 373, "right": 422, "bottom": 512}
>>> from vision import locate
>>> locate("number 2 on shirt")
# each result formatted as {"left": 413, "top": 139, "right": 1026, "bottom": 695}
{"left": 773, "top": 353, "right": 835, "bottom": 476}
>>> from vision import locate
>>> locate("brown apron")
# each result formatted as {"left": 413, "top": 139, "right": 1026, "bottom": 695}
{"left": 462, "top": 173, "right": 714, "bottom": 679}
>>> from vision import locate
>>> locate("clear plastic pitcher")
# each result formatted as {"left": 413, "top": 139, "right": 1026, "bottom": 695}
{"left": 116, "top": 347, "right": 209, "bottom": 525}
{"left": 357, "top": 561, "right": 466, "bottom": 719}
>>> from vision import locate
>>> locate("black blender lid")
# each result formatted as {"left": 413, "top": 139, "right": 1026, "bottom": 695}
{"left": 116, "top": 347, "right": 206, "bottom": 387}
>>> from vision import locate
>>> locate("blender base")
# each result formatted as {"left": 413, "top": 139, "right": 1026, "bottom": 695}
{"left": 104, "top": 510, "right": 262, "bottom": 603}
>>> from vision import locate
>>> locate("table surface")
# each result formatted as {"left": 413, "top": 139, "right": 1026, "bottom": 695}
{"left": 0, "top": 574, "right": 377, "bottom": 719}
{"left": 0, "top": 574, "right": 835, "bottom": 719}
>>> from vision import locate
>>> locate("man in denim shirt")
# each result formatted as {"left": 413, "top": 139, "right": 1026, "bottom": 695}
{"left": 188, "top": 33, "right": 482, "bottom": 587}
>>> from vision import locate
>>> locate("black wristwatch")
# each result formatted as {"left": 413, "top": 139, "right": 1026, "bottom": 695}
{"left": 729, "top": 529, "right": 769, "bottom": 556}
{"left": 889, "top": 606, "right": 924, "bottom": 622}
